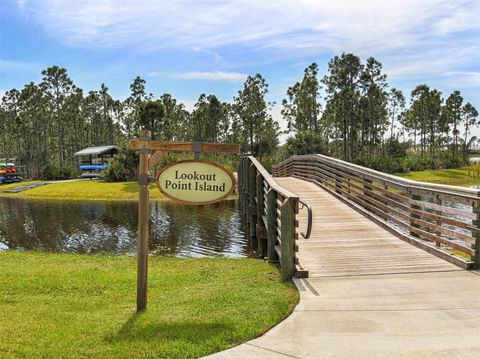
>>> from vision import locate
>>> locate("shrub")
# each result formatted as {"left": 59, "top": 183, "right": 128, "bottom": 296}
{"left": 103, "top": 161, "right": 128, "bottom": 182}
{"left": 41, "top": 164, "right": 76, "bottom": 180}
{"left": 356, "top": 157, "right": 403, "bottom": 174}
{"left": 285, "top": 130, "right": 327, "bottom": 157}
{"left": 102, "top": 149, "right": 139, "bottom": 182}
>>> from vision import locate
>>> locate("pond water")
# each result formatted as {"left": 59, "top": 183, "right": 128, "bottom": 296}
{"left": 0, "top": 198, "right": 251, "bottom": 257}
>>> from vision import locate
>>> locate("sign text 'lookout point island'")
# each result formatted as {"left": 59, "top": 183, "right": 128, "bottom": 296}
{"left": 156, "top": 160, "right": 235, "bottom": 205}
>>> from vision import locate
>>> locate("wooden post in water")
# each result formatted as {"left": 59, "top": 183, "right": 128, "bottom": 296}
{"left": 137, "top": 130, "right": 151, "bottom": 312}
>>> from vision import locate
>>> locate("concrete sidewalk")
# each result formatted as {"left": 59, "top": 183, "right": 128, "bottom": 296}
{"left": 205, "top": 270, "right": 480, "bottom": 359}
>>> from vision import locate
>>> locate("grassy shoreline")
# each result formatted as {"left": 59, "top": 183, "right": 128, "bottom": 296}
{"left": 0, "top": 180, "right": 165, "bottom": 201}
{"left": 394, "top": 167, "right": 480, "bottom": 187}
{"left": 0, "top": 180, "right": 239, "bottom": 201}
{"left": 0, "top": 252, "right": 298, "bottom": 359}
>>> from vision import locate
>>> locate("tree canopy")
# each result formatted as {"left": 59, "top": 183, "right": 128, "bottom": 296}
{"left": 1, "top": 53, "right": 477, "bottom": 179}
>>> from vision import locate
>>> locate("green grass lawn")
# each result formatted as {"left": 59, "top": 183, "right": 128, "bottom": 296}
{"left": 394, "top": 167, "right": 480, "bottom": 187}
{"left": 0, "top": 252, "right": 298, "bottom": 359}
{"left": 0, "top": 180, "right": 164, "bottom": 201}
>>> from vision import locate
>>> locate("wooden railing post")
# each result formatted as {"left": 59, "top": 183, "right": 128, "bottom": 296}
{"left": 435, "top": 196, "right": 442, "bottom": 247}
{"left": 472, "top": 200, "right": 480, "bottom": 269}
{"left": 243, "top": 159, "right": 248, "bottom": 217}
{"left": 248, "top": 162, "right": 258, "bottom": 251}
{"left": 266, "top": 189, "right": 278, "bottom": 263}
{"left": 335, "top": 166, "right": 342, "bottom": 194}
{"left": 237, "top": 159, "right": 243, "bottom": 215}
{"left": 409, "top": 190, "right": 422, "bottom": 238}
{"left": 280, "top": 198, "right": 296, "bottom": 281}
{"left": 363, "top": 176, "right": 372, "bottom": 196}
{"left": 316, "top": 159, "right": 326, "bottom": 186}
{"left": 346, "top": 169, "right": 352, "bottom": 195}
{"left": 256, "top": 174, "right": 267, "bottom": 257}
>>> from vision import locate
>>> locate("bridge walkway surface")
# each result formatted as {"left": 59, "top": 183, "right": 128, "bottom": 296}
{"left": 205, "top": 177, "right": 480, "bottom": 359}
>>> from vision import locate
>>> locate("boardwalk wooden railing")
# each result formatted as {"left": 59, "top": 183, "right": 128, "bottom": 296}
{"left": 238, "top": 156, "right": 307, "bottom": 280}
{"left": 272, "top": 154, "right": 480, "bottom": 269}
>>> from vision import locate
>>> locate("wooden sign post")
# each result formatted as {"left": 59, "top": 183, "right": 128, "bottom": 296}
{"left": 130, "top": 131, "right": 240, "bottom": 312}
{"left": 136, "top": 130, "right": 151, "bottom": 312}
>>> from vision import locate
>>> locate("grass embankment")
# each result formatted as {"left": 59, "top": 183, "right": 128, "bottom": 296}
{"left": 394, "top": 167, "right": 480, "bottom": 187}
{"left": 0, "top": 252, "right": 298, "bottom": 359}
{"left": 0, "top": 180, "right": 164, "bottom": 201}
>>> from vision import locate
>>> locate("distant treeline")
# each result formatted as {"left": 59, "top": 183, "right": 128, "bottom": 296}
{"left": 0, "top": 52, "right": 477, "bottom": 178}
{"left": 282, "top": 54, "right": 478, "bottom": 173}
{"left": 0, "top": 67, "right": 277, "bottom": 178}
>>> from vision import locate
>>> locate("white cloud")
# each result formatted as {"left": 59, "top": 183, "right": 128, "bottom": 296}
{"left": 170, "top": 71, "right": 247, "bottom": 82}
{"left": 17, "top": 0, "right": 479, "bottom": 55}
{"left": 150, "top": 71, "right": 247, "bottom": 82}
{"left": 270, "top": 102, "right": 289, "bottom": 144}
{"left": 445, "top": 71, "right": 480, "bottom": 83}
{"left": 177, "top": 99, "right": 196, "bottom": 112}
{"left": 0, "top": 59, "right": 42, "bottom": 72}
{"left": 16, "top": 0, "right": 27, "bottom": 10}
{"left": 438, "top": 71, "right": 480, "bottom": 89}
{"left": 14, "top": 0, "right": 480, "bottom": 114}
{"left": 434, "top": 7, "right": 480, "bottom": 35}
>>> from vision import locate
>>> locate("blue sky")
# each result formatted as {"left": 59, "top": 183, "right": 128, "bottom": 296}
{"left": 1, "top": 0, "right": 479, "bottom": 135}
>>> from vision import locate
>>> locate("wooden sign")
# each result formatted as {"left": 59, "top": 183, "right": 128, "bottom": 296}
{"left": 130, "top": 131, "right": 240, "bottom": 312}
{"left": 156, "top": 160, "right": 235, "bottom": 205}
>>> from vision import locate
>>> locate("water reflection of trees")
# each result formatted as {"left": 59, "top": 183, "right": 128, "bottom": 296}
{"left": 0, "top": 198, "right": 138, "bottom": 254}
{"left": 0, "top": 198, "right": 249, "bottom": 257}
{"left": 149, "top": 200, "right": 249, "bottom": 257}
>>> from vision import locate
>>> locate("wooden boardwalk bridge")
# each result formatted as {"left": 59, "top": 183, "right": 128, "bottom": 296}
{"left": 209, "top": 155, "right": 480, "bottom": 358}
{"left": 238, "top": 154, "right": 480, "bottom": 279}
